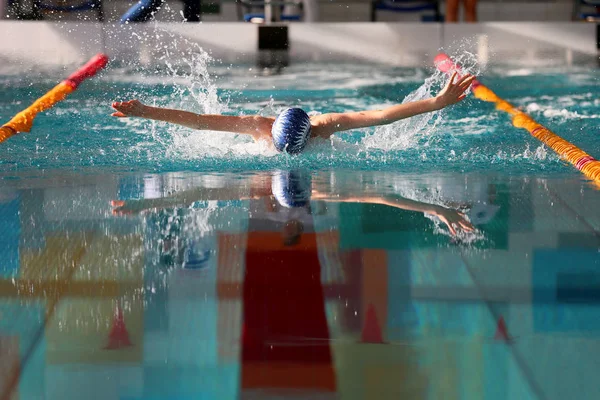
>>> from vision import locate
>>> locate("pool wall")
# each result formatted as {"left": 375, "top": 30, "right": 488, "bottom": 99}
{"left": 0, "top": 22, "right": 596, "bottom": 68}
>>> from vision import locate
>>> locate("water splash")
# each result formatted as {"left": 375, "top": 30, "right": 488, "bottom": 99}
{"left": 111, "top": 32, "right": 487, "bottom": 162}
{"left": 121, "top": 31, "right": 486, "bottom": 160}
{"left": 138, "top": 28, "right": 291, "bottom": 159}
{"left": 361, "top": 51, "right": 481, "bottom": 151}
{"left": 161, "top": 42, "right": 222, "bottom": 115}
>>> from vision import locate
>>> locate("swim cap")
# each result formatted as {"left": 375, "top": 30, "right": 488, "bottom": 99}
{"left": 272, "top": 170, "right": 312, "bottom": 208}
{"left": 271, "top": 108, "right": 312, "bottom": 154}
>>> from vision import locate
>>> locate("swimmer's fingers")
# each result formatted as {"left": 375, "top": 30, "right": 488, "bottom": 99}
{"left": 112, "top": 102, "right": 130, "bottom": 111}
{"left": 447, "top": 222, "right": 457, "bottom": 236}
{"left": 454, "top": 77, "right": 475, "bottom": 102}
{"left": 459, "top": 220, "right": 475, "bottom": 232}
{"left": 112, "top": 100, "right": 145, "bottom": 117}
{"left": 447, "top": 71, "right": 458, "bottom": 86}
{"left": 453, "top": 75, "right": 473, "bottom": 95}
{"left": 438, "top": 209, "right": 476, "bottom": 236}
{"left": 458, "top": 75, "right": 476, "bottom": 91}
{"left": 112, "top": 102, "right": 129, "bottom": 114}
{"left": 455, "top": 211, "right": 475, "bottom": 232}
{"left": 455, "top": 73, "right": 471, "bottom": 86}
{"left": 112, "top": 103, "right": 133, "bottom": 117}
{"left": 437, "top": 214, "right": 457, "bottom": 235}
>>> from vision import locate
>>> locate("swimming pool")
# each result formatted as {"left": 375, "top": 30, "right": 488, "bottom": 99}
{"left": 1, "top": 57, "right": 598, "bottom": 174}
{"left": 1, "top": 55, "right": 600, "bottom": 399}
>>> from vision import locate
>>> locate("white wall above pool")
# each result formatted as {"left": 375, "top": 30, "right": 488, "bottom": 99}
{"left": 0, "top": 22, "right": 596, "bottom": 69}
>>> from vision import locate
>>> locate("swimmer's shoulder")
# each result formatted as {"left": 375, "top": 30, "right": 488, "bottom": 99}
{"left": 248, "top": 116, "right": 275, "bottom": 141}
{"left": 310, "top": 114, "right": 336, "bottom": 139}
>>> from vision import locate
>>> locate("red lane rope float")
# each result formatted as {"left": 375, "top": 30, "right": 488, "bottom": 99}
{"left": 0, "top": 53, "right": 109, "bottom": 143}
{"left": 434, "top": 53, "right": 600, "bottom": 183}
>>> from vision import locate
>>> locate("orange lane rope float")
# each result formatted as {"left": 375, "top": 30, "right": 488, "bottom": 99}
{"left": 0, "top": 53, "right": 109, "bottom": 144}
{"left": 434, "top": 53, "right": 600, "bottom": 183}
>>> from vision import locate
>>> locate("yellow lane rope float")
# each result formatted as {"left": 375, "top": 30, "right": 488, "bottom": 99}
{"left": 0, "top": 53, "right": 109, "bottom": 144}
{"left": 434, "top": 53, "right": 600, "bottom": 183}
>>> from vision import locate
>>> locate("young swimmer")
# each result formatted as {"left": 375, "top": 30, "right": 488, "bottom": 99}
{"left": 111, "top": 72, "right": 475, "bottom": 150}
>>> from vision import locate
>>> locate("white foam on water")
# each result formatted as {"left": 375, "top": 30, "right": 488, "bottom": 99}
{"left": 526, "top": 103, "right": 600, "bottom": 120}
{"left": 451, "top": 115, "right": 489, "bottom": 124}
{"left": 501, "top": 69, "right": 536, "bottom": 77}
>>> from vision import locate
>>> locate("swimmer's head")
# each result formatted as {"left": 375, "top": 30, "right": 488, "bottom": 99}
{"left": 272, "top": 169, "right": 312, "bottom": 208}
{"left": 271, "top": 108, "right": 312, "bottom": 154}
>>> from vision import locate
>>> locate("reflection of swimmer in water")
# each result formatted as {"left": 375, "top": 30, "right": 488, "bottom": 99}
{"left": 395, "top": 176, "right": 500, "bottom": 227}
{"left": 112, "top": 170, "right": 474, "bottom": 236}
{"left": 111, "top": 72, "right": 475, "bottom": 153}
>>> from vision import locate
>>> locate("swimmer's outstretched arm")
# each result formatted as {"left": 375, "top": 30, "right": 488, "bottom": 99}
{"left": 111, "top": 100, "right": 274, "bottom": 140}
{"left": 310, "top": 72, "right": 475, "bottom": 138}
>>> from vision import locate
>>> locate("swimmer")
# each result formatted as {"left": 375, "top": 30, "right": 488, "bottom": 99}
{"left": 111, "top": 72, "right": 475, "bottom": 152}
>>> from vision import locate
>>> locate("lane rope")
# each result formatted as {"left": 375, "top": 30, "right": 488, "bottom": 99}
{"left": 434, "top": 53, "right": 600, "bottom": 183}
{"left": 0, "top": 53, "right": 109, "bottom": 143}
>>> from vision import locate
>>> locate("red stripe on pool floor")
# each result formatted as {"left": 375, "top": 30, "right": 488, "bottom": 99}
{"left": 242, "top": 232, "right": 336, "bottom": 391}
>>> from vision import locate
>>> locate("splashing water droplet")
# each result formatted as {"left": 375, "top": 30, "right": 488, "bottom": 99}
{"left": 361, "top": 51, "right": 481, "bottom": 152}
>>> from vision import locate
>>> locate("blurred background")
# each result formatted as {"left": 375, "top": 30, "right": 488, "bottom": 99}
{"left": 0, "top": 0, "right": 598, "bottom": 69}
{"left": 1, "top": 0, "right": 600, "bottom": 23}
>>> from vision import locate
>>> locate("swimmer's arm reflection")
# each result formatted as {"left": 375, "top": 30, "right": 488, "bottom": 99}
{"left": 312, "top": 192, "right": 474, "bottom": 235}
{"left": 111, "top": 183, "right": 270, "bottom": 215}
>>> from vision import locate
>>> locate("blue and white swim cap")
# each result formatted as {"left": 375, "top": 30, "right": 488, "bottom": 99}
{"left": 272, "top": 169, "right": 312, "bottom": 208}
{"left": 271, "top": 108, "right": 312, "bottom": 154}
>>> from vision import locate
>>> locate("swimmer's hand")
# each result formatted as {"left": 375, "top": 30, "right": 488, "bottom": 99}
{"left": 434, "top": 72, "right": 476, "bottom": 109}
{"left": 111, "top": 99, "right": 148, "bottom": 118}
{"left": 431, "top": 206, "right": 475, "bottom": 236}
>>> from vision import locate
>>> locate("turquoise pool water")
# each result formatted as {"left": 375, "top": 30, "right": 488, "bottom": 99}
{"left": 0, "top": 61, "right": 598, "bottom": 173}
{"left": 0, "top": 58, "right": 600, "bottom": 400}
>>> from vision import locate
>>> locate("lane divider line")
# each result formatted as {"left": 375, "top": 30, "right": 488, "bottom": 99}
{"left": 434, "top": 53, "right": 600, "bottom": 184}
{"left": 0, "top": 54, "right": 109, "bottom": 143}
